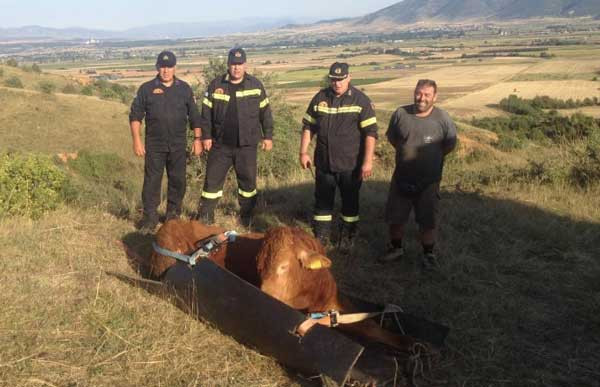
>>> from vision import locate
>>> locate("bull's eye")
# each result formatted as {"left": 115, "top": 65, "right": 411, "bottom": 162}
{"left": 276, "top": 261, "right": 289, "bottom": 276}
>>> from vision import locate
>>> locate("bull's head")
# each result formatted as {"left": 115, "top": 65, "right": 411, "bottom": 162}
{"left": 257, "top": 227, "right": 334, "bottom": 311}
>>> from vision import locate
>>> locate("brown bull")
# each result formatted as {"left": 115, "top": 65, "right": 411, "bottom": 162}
{"left": 127, "top": 220, "right": 426, "bottom": 353}
{"left": 257, "top": 226, "right": 424, "bottom": 353}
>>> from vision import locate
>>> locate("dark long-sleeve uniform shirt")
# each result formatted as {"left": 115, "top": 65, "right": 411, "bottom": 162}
{"left": 129, "top": 76, "right": 201, "bottom": 151}
{"left": 302, "top": 85, "right": 378, "bottom": 173}
{"left": 200, "top": 73, "right": 273, "bottom": 146}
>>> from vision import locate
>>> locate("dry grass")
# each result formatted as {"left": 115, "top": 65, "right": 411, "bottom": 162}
{"left": 0, "top": 208, "right": 301, "bottom": 387}
{"left": 2, "top": 32, "right": 600, "bottom": 387}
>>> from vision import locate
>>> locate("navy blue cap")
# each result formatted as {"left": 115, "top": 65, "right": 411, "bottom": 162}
{"left": 228, "top": 48, "right": 246, "bottom": 65}
{"left": 328, "top": 62, "right": 349, "bottom": 80}
{"left": 156, "top": 50, "right": 177, "bottom": 68}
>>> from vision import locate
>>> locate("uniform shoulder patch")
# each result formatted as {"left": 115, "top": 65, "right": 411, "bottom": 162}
{"left": 152, "top": 88, "right": 164, "bottom": 94}
{"left": 215, "top": 88, "right": 225, "bottom": 94}
{"left": 318, "top": 101, "right": 328, "bottom": 108}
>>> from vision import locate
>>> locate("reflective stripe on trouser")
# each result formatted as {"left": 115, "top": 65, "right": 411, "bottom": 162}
{"left": 201, "top": 142, "right": 258, "bottom": 210}
{"left": 314, "top": 168, "right": 362, "bottom": 222}
{"left": 142, "top": 148, "right": 186, "bottom": 220}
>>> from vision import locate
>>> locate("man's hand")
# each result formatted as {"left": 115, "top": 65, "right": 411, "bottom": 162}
{"left": 192, "top": 139, "right": 203, "bottom": 156}
{"left": 360, "top": 161, "right": 373, "bottom": 180}
{"left": 202, "top": 139, "right": 213, "bottom": 152}
{"left": 133, "top": 139, "right": 145, "bottom": 157}
{"left": 299, "top": 152, "right": 312, "bottom": 169}
{"left": 261, "top": 139, "right": 273, "bottom": 151}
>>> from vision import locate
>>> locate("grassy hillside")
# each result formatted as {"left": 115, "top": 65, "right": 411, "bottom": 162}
{"left": 1, "top": 67, "right": 600, "bottom": 386}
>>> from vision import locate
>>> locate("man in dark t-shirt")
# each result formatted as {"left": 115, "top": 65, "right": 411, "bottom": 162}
{"left": 380, "top": 79, "right": 457, "bottom": 270}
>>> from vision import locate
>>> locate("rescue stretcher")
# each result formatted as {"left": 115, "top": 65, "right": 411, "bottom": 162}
{"left": 110, "top": 249, "right": 448, "bottom": 386}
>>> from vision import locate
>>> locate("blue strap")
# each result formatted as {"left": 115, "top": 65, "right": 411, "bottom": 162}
{"left": 152, "top": 230, "right": 238, "bottom": 266}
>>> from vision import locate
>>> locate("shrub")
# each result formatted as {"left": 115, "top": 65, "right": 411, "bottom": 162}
{"left": 80, "top": 85, "right": 94, "bottom": 96}
{"left": 6, "top": 58, "right": 18, "bottom": 67}
{"left": 62, "top": 84, "right": 78, "bottom": 94}
{"left": 38, "top": 80, "right": 56, "bottom": 94}
{"left": 569, "top": 141, "right": 600, "bottom": 188}
{"left": 0, "top": 67, "right": 3, "bottom": 77}
{"left": 0, "top": 153, "right": 68, "bottom": 219}
{"left": 4, "top": 76, "right": 23, "bottom": 88}
{"left": 31, "top": 63, "right": 42, "bottom": 73}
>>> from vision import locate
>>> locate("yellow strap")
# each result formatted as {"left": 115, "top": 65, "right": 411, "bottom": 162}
{"left": 212, "top": 93, "right": 230, "bottom": 102}
{"left": 238, "top": 188, "right": 257, "bottom": 198}
{"left": 201, "top": 190, "right": 223, "bottom": 199}
{"left": 313, "top": 214, "right": 333, "bottom": 222}
{"left": 360, "top": 117, "right": 377, "bottom": 128}
{"left": 303, "top": 113, "right": 316, "bottom": 124}
{"left": 236, "top": 89, "right": 262, "bottom": 97}
{"left": 259, "top": 98, "right": 269, "bottom": 108}
{"left": 314, "top": 105, "right": 362, "bottom": 114}
{"left": 202, "top": 97, "right": 213, "bottom": 108}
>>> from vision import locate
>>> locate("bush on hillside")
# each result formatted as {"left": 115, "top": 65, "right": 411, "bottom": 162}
{"left": 5, "top": 58, "right": 18, "bottom": 67}
{"left": 80, "top": 85, "right": 94, "bottom": 96}
{"left": 0, "top": 153, "right": 68, "bottom": 219}
{"left": 4, "top": 76, "right": 23, "bottom": 88}
{"left": 62, "top": 84, "right": 78, "bottom": 94}
{"left": 31, "top": 63, "right": 42, "bottom": 73}
{"left": 38, "top": 80, "right": 56, "bottom": 94}
{"left": 569, "top": 141, "right": 600, "bottom": 188}
{"left": 0, "top": 67, "right": 4, "bottom": 77}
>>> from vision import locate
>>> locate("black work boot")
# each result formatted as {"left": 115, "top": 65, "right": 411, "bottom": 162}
{"left": 165, "top": 208, "right": 181, "bottom": 222}
{"left": 239, "top": 196, "right": 257, "bottom": 228}
{"left": 195, "top": 199, "right": 217, "bottom": 225}
{"left": 338, "top": 221, "right": 358, "bottom": 252}
{"left": 136, "top": 213, "right": 158, "bottom": 233}
{"left": 313, "top": 220, "right": 332, "bottom": 248}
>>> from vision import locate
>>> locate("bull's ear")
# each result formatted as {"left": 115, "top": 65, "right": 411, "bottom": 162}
{"left": 297, "top": 250, "right": 332, "bottom": 270}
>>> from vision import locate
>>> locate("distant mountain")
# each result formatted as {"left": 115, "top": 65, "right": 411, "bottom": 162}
{"left": 0, "top": 17, "right": 314, "bottom": 41}
{"left": 359, "top": 0, "right": 600, "bottom": 24}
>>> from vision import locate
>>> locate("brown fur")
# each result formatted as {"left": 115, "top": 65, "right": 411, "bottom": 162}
{"left": 256, "top": 226, "right": 423, "bottom": 353}
{"left": 149, "top": 219, "right": 263, "bottom": 285}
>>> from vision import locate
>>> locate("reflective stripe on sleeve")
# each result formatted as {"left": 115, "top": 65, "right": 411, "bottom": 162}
{"left": 313, "top": 214, "right": 333, "bottom": 222}
{"left": 360, "top": 117, "right": 377, "bottom": 128}
{"left": 201, "top": 190, "right": 223, "bottom": 199}
{"left": 238, "top": 188, "right": 257, "bottom": 198}
{"left": 303, "top": 113, "right": 316, "bottom": 124}
{"left": 202, "top": 97, "right": 213, "bottom": 108}
{"left": 259, "top": 98, "right": 269, "bottom": 108}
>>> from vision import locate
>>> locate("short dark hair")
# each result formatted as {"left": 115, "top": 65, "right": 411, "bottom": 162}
{"left": 415, "top": 79, "right": 437, "bottom": 93}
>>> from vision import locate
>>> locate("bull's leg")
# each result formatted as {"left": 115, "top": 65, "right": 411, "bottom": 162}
{"left": 338, "top": 319, "right": 422, "bottom": 353}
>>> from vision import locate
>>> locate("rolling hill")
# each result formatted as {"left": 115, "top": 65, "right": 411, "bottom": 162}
{"left": 359, "top": 0, "right": 600, "bottom": 24}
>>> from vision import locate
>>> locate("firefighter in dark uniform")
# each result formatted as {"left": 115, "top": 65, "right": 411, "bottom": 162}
{"left": 196, "top": 47, "right": 274, "bottom": 226}
{"left": 299, "top": 62, "right": 378, "bottom": 248}
{"left": 129, "top": 50, "right": 203, "bottom": 231}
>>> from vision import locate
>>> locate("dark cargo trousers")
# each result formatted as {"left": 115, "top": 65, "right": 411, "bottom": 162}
{"left": 313, "top": 168, "right": 362, "bottom": 241}
{"left": 142, "top": 148, "right": 187, "bottom": 221}
{"left": 199, "top": 144, "right": 258, "bottom": 221}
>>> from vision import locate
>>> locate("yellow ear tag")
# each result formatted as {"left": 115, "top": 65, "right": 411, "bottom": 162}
{"left": 308, "top": 260, "right": 323, "bottom": 270}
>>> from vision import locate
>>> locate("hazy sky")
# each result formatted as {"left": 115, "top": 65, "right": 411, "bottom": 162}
{"left": 0, "top": 0, "right": 399, "bottom": 30}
